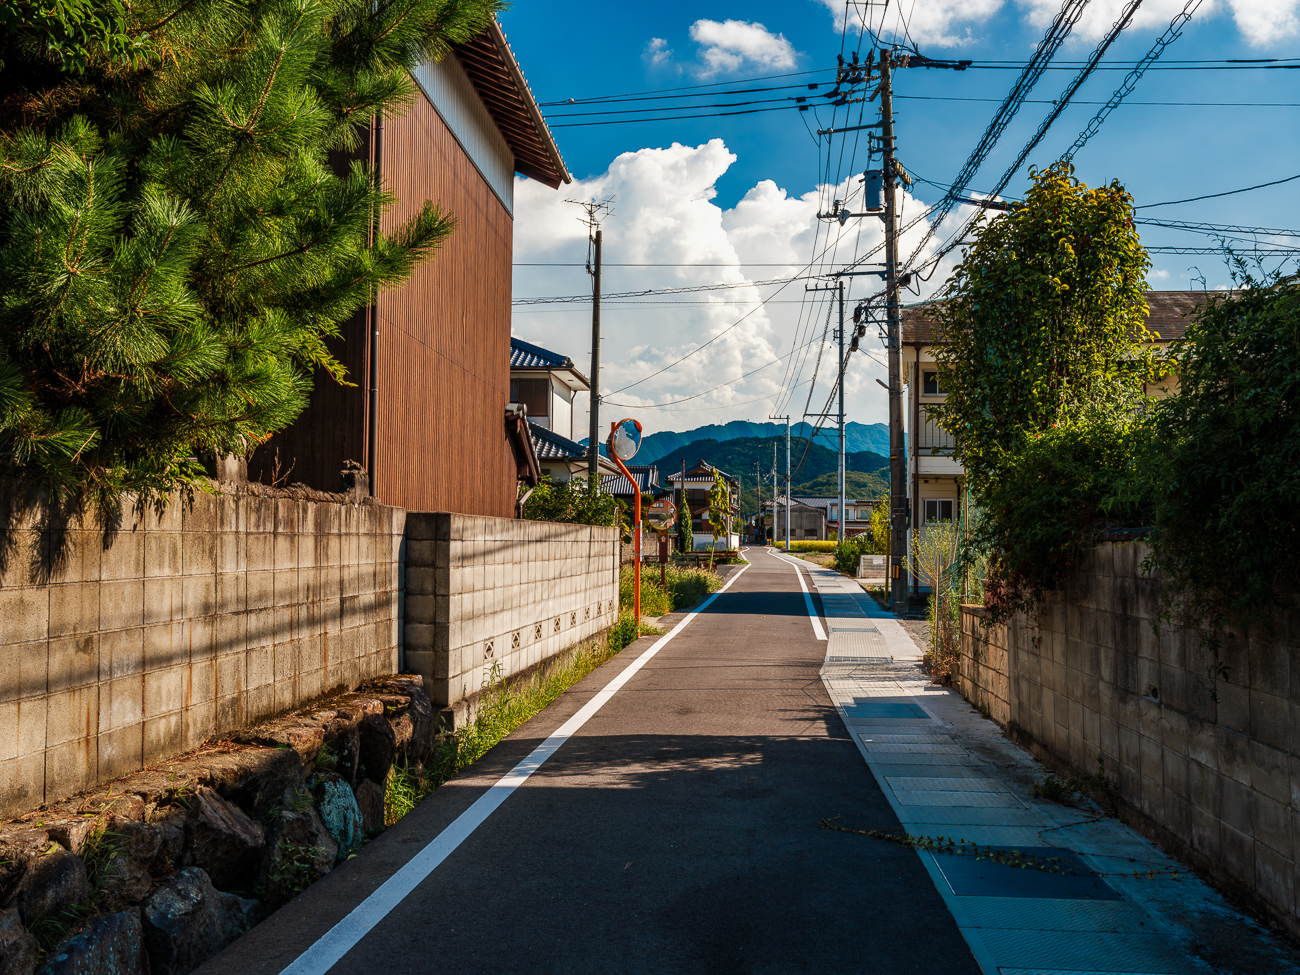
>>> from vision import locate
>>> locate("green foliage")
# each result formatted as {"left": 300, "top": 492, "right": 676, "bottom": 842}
{"left": 0, "top": 0, "right": 501, "bottom": 509}
{"left": 706, "top": 468, "right": 730, "bottom": 568}
{"left": 976, "top": 417, "right": 1155, "bottom": 615}
{"left": 521, "top": 476, "right": 620, "bottom": 526}
{"left": 0, "top": 0, "right": 152, "bottom": 73}
{"left": 622, "top": 563, "right": 720, "bottom": 617}
{"left": 833, "top": 532, "right": 874, "bottom": 575}
{"left": 674, "top": 497, "right": 691, "bottom": 553}
{"left": 790, "top": 470, "right": 888, "bottom": 500}
{"left": 934, "top": 162, "right": 1157, "bottom": 493}
{"left": 932, "top": 163, "right": 1158, "bottom": 614}
{"left": 1146, "top": 275, "right": 1300, "bottom": 628}
{"left": 869, "top": 496, "right": 889, "bottom": 555}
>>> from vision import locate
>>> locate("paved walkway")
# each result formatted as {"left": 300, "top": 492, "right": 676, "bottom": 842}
{"left": 198, "top": 548, "right": 1300, "bottom": 975}
{"left": 788, "top": 552, "right": 1300, "bottom": 975}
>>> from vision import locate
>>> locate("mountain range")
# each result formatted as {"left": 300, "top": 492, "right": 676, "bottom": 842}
{"left": 584, "top": 419, "right": 890, "bottom": 464}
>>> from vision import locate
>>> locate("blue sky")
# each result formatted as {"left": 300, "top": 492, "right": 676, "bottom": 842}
{"left": 503, "top": 1, "right": 1300, "bottom": 435}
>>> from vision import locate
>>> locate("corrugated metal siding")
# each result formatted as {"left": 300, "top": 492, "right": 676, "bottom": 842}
{"left": 375, "top": 87, "right": 515, "bottom": 518}
{"left": 411, "top": 55, "right": 515, "bottom": 215}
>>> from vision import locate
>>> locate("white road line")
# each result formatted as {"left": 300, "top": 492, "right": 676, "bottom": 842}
{"left": 280, "top": 561, "right": 753, "bottom": 975}
{"left": 770, "top": 550, "right": 827, "bottom": 641}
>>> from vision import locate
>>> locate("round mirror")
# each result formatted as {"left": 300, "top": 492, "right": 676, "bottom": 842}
{"left": 610, "top": 417, "right": 641, "bottom": 462}
{"left": 645, "top": 498, "right": 676, "bottom": 531}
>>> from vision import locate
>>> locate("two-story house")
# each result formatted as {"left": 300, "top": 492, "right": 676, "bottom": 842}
{"left": 510, "top": 336, "right": 621, "bottom": 483}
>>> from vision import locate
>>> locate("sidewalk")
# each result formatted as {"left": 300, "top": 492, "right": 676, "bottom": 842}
{"left": 784, "top": 553, "right": 1300, "bottom": 975}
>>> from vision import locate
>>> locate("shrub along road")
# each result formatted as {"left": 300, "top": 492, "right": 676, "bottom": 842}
{"left": 197, "top": 551, "right": 978, "bottom": 975}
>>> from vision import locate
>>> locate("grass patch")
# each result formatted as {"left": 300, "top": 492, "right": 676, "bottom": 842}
{"left": 621, "top": 564, "right": 722, "bottom": 617}
{"left": 778, "top": 540, "right": 837, "bottom": 552}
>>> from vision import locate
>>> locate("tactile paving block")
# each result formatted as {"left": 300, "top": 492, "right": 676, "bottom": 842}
{"left": 886, "top": 776, "right": 1009, "bottom": 793}
{"left": 931, "top": 847, "right": 1121, "bottom": 900}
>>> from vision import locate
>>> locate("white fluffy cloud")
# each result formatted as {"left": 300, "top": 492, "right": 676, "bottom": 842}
{"left": 1224, "top": 0, "right": 1300, "bottom": 44}
{"left": 643, "top": 37, "right": 675, "bottom": 71}
{"left": 816, "top": 0, "right": 1005, "bottom": 46}
{"left": 512, "top": 141, "right": 961, "bottom": 435}
{"left": 688, "top": 20, "right": 797, "bottom": 78}
{"left": 1019, "top": 0, "right": 1299, "bottom": 47}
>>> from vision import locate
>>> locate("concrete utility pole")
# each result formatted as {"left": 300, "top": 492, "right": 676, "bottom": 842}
{"left": 837, "top": 280, "right": 846, "bottom": 543}
{"left": 587, "top": 228, "right": 601, "bottom": 483}
{"left": 768, "top": 415, "right": 791, "bottom": 551}
{"left": 881, "top": 52, "right": 909, "bottom": 611}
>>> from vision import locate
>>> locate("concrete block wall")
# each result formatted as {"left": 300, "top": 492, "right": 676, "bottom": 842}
{"left": 0, "top": 483, "right": 404, "bottom": 821}
{"left": 957, "top": 541, "right": 1300, "bottom": 937}
{"left": 404, "top": 513, "right": 619, "bottom": 716}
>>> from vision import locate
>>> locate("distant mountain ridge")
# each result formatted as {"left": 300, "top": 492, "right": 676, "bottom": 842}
{"left": 653, "top": 436, "right": 887, "bottom": 488}
{"left": 592, "top": 420, "right": 890, "bottom": 464}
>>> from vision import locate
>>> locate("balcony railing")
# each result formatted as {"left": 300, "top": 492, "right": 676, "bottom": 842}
{"left": 917, "top": 412, "right": 957, "bottom": 454}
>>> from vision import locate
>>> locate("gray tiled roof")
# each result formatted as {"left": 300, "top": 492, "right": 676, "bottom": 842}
{"left": 511, "top": 337, "right": 572, "bottom": 369}
{"left": 529, "top": 421, "right": 586, "bottom": 461}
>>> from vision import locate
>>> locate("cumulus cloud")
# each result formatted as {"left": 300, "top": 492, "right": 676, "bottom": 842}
{"left": 512, "top": 142, "right": 960, "bottom": 434}
{"left": 643, "top": 37, "right": 676, "bottom": 71}
{"left": 1018, "top": 0, "right": 1298, "bottom": 47}
{"left": 688, "top": 20, "right": 797, "bottom": 78}
{"left": 1225, "top": 0, "right": 1300, "bottom": 44}
{"left": 816, "top": 0, "right": 1004, "bottom": 46}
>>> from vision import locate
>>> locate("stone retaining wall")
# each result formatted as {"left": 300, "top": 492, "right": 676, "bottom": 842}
{"left": 0, "top": 480, "right": 404, "bottom": 821}
{"left": 958, "top": 541, "right": 1300, "bottom": 937}
{"left": 403, "top": 513, "right": 619, "bottom": 722}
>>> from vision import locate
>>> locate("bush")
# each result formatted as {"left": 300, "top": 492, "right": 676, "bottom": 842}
{"left": 833, "top": 533, "right": 875, "bottom": 575}
{"left": 522, "top": 476, "right": 620, "bottom": 526}
{"left": 1148, "top": 275, "right": 1300, "bottom": 627}
{"left": 975, "top": 413, "right": 1154, "bottom": 617}
{"left": 620, "top": 563, "right": 721, "bottom": 617}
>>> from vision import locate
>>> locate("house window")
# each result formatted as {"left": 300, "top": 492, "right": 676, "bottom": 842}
{"left": 924, "top": 499, "right": 954, "bottom": 524}
{"left": 922, "top": 370, "right": 947, "bottom": 396}
{"left": 510, "top": 378, "right": 549, "bottom": 418}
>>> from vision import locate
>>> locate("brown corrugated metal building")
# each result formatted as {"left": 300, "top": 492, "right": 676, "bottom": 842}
{"left": 251, "top": 22, "right": 569, "bottom": 517}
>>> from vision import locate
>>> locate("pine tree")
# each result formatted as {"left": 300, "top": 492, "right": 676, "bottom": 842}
{"left": 0, "top": 0, "right": 501, "bottom": 509}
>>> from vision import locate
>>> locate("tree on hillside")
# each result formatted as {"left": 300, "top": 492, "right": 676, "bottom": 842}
{"left": 0, "top": 0, "right": 499, "bottom": 510}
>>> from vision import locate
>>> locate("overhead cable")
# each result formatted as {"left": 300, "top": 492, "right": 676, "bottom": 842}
{"left": 1062, "top": 0, "right": 1203, "bottom": 161}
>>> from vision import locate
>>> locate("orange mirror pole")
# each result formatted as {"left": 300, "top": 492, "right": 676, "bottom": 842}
{"left": 609, "top": 423, "right": 641, "bottom": 623}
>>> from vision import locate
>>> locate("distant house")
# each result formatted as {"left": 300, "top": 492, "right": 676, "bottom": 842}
{"left": 760, "top": 498, "right": 828, "bottom": 542}
{"left": 783, "top": 495, "right": 874, "bottom": 538}
{"left": 251, "top": 21, "right": 570, "bottom": 517}
{"left": 666, "top": 461, "right": 741, "bottom": 551}
{"left": 510, "top": 337, "right": 590, "bottom": 441}
{"left": 602, "top": 465, "right": 663, "bottom": 507}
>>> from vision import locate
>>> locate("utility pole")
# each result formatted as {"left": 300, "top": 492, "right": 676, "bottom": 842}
{"left": 769, "top": 415, "right": 792, "bottom": 551}
{"left": 881, "top": 52, "right": 908, "bottom": 611}
{"left": 837, "top": 281, "right": 846, "bottom": 543}
{"left": 567, "top": 198, "right": 613, "bottom": 485}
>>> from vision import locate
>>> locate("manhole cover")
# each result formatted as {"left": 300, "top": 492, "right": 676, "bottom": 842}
{"left": 931, "top": 846, "right": 1120, "bottom": 900}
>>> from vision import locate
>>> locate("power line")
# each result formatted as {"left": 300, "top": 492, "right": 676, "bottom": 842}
{"left": 1063, "top": 0, "right": 1203, "bottom": 161}
{"left": 1137, "top": 172, "right": 1300, "bottom": 208}
{"left": 511, "top": 275, "right": 817, "bottom": 306}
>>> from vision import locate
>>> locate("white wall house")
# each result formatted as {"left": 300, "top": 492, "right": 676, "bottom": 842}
{"left": 510, "top": 337, "right": 588, "bottom": 440}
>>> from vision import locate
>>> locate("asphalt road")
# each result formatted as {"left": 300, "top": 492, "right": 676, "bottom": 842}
{"left": 199, "top": 549, "right": 980, "bottom": 975}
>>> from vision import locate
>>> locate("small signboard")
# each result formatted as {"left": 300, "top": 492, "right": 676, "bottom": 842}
{"left": 645, "top": 498, "right": 676, "bottom": 531}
